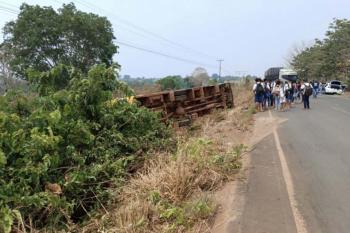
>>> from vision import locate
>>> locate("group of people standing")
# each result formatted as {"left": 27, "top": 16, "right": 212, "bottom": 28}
{"left": 253, "top": 78, "right": 314, "bottom": 112}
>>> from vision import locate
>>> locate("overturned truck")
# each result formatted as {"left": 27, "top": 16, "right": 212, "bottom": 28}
{"left": 135, "top": 83, "right": 234, "bottom": 126}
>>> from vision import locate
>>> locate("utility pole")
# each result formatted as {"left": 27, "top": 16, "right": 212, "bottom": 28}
{"left": 217, "top": 59, "right": 224, "bottom": 79}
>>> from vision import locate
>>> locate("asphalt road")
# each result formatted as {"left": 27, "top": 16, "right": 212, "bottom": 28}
{"left": 234, "top": 95, "right": 350, "bottom": 233}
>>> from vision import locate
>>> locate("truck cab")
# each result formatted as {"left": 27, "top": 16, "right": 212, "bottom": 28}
{"left": 264, "top": 67, "right": 298, "bottom": 83}
{"left": 279, "top": 69, "right": 298, "bottom": 83}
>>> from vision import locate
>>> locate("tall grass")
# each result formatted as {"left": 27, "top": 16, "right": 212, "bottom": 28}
{"left": 77, "top": 83, "right": 254, "bottom": 233}
{"left": 79, "top": 138, "right": 245, "bottom": 233}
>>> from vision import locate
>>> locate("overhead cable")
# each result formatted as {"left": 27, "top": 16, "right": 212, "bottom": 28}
{"left": 116, "top": 40, "right": 217, "bottom": 68}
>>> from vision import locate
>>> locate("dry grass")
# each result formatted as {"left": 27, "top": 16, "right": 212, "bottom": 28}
{"left": 74, "top": 84, "right": 255, "bottom": 233}
{"left": 79, "top": 137, "right": 234, "bottom": 233}
{"left": 232, "top": 83, "right": 253, "bottom": 107}
{"left": 195, "top": 83, "right": 255, "bottom": 139}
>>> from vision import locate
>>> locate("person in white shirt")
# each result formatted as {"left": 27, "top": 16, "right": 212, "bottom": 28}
{"left": 301, "top": 81, "right": 312, "bottom": 109}
{"left": 280, "top": 81, "right": 287, "bottom": 111}
{"left": 272, "top": 80, "right": 281, "bottom": 111}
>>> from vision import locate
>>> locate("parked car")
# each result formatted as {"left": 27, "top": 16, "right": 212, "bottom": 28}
{"left": 325, "top": 80, "right": 344, "bottom": 95}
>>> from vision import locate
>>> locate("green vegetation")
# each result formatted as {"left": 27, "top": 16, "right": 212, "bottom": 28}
{"left": 0, "top": 4, "right": 172, "bottom": 231}
{"left": 291, "top": 19, "right": 350, "bottom": 84}
{"left": 157, "top": 75, "right": 189, "bottom": 90}
{"left": 80, "top": 138, "right": 246, "bottom": 233}
{"left": 0, "top": 2, "right": 255, "bottom": 232}
{"left": 79, "top": 85, "right": 255, "bottom": 232}
{"left": 0, "top": 64, "right": 171, "bottom": 232}
{"left": 122, "top": 74, "right": 256, "bottom": 94}
{"left": 2, "top": 3, "right": 117, "bottom": 77}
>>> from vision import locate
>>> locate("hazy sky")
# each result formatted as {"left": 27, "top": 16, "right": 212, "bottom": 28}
{"left": 1, "top": 0, "right": 350, "bottom": 78}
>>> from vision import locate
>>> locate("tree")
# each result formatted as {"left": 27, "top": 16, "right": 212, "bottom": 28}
{"left": 0, "top": 64, "right": 169, "bottom": 231}
{"left": 0, "top": 44, "right": 29, "bottom": 94}
{"left": 291, "top": 18, "right": 350, "bottom": 82}
{"left": 188, "top": 67, "right": 210, "bottom": 87}
{"left": 157, "top": 75, "right": 187, "bottom": 90}
{"left": 2, "top": 3, "right": 117, "bottom": 78}
{"left": 211, "top": 73, "right": 220, "bottom": 80}
{"left": 0, "top": 44, "right": 14, "bottom": 93}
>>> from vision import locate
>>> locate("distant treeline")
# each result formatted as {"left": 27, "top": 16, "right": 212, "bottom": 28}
{"left": 291, "top": 18, "right": 350, "bottom": 84}
{"left": 120, "top": 74, "right": 258, "bottom": 94}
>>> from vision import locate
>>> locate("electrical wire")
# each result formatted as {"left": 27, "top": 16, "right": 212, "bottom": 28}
{"left": 67, "top": 0, "right": 236, "bottom": 75}
{"left": 63, "top": 0, "right": 218, "bottom": 60}
{"left": 0, "top": 8, "right": 17, "bottom": 15}
{"left": 1, "top": 1, "right": 234, "bottom": 75}
{"left": 0, "top": 1, "right": 18, "bottom": 9}
{"left": 116, "top": 40, "right": 217, "bottom": 68}
{"left": 51, "top": 0, "right": 223, "bottom": 71}
{"left": 0, "top": 4, "right": 19, "bottom": 14}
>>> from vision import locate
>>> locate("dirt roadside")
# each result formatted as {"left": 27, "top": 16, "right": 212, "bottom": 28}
{"left": 211, "top": 110, "right": 280, "bottom": 233}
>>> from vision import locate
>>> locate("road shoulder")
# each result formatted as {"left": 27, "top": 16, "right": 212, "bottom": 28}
{"left": 212, "top": 111, "right": 300, "bottom": 233}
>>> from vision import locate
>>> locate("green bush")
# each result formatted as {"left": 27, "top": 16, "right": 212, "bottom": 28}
{"left": 157, "top": 75, "right": 189, "bottom": 90}
{"left": 0, "top": 64, "right": 171, "bottom": 231}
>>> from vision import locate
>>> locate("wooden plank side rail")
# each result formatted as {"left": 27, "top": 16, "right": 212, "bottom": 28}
{"left": 135, "top": 83, "right": 234, "bottom": 126}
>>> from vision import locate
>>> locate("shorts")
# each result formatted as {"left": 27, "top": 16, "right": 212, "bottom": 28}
{"left": 255, "top": 94, "right": 263, "bottom": 103}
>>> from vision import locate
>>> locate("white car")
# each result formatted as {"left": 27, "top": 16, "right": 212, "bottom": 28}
{"left": 325, "top": 80, "right": 343, "bottom": 95}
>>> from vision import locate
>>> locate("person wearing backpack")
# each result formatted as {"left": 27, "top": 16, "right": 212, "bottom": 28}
{"left": 301, "top": 81, "right": 312, "bottom": 109}
{"left": 272, "top": 80, "right": 281, "bottom": 111}
{"left": 263, "top": 79, "right": 271, "bottom": 109}
{"left": 253, "top": 78, "right": 265, "bottom": 112}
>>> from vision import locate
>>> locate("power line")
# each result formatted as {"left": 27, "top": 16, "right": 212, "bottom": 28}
{"left": 0, "top": 3, "right": 19, "bottom": 13}
{"left": 0, "top": 1, "right": 18, "bottom": 9}
{"left": 71, "top": 0, "right": 237, "bottom": 74}
{"left": 0, "top": 2, "right": 216, "bottom": 70}
{"left": 116, "top": 40, "right": 217, "bottom": 68}
{"left": 20, "top": 0, "right": 171, "bottom": 44}
{"left": 0, "top": 6, "right": 19, "bottom": 15}
{"left": 56, "top": 0, "right": 224, "bottom": 71}
{"left": 1, "top": 1, "right": 231, "bottom": 75}
{"left": 51, "top": 0, "right": 236, "bottom": 75}
{"left": 0, "top": 9, "right": 17, "bottom": 15}
{"left": 61, "top": 0, "right": 217, "bottom": 60}
{"left": 0, "top": 1, "right": 20, "bottom": 16}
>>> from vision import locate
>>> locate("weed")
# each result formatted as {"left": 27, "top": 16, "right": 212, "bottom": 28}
{"left": 187, "top": 196, "right": 214, "bottom": 220}
{"left": 211, "top": 144, "right": 248, "bottom": 174}
{"left": 149, "top": 191, "right": 161, "bottom": 205}
{"left": 159, "top": 205, "right": 185, "bottom": 225}
{"left": 188, "top": 123, "right": 202, "bottom": 132}
{"left": 233, "top": 144, "right": 248, "bottom": 157}
{"left": 76, "top": 83, "right": 254, "bottom": 233}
